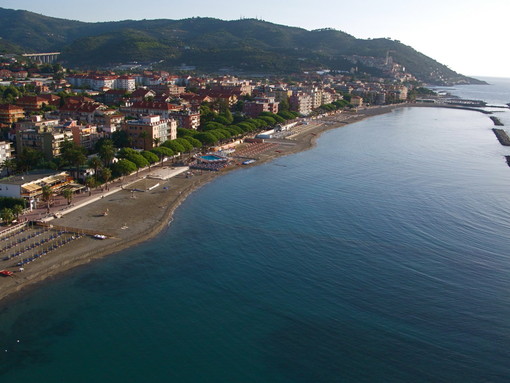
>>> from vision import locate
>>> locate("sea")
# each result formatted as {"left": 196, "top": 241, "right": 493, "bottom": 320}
{"left": 1, "top": 77, "right": 510, "bottom": 382}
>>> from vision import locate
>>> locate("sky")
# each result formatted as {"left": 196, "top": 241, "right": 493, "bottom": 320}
{"left": 2, "top": 0, "right": 510, "bottom": 78}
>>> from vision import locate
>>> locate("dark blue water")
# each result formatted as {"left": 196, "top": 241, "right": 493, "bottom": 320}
{"left": 1, "top": 82, "right": 510, "bottom": 382}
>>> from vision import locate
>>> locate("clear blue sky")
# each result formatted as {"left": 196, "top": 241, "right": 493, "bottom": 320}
{"left": 3, "top": 0, "right": 509, "bottom": 78}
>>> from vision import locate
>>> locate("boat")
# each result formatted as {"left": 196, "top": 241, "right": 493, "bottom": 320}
{"left": 0, "top": 270, "right": 14, "bottom": 277}
{"left": 93, "top": 234, "right": 107, "bottom": 240}
{"left": 242, "top": 159, "right": 256, "bottom": 165}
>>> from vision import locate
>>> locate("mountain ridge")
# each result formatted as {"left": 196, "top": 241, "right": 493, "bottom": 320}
{"left": 0, "top": 7, "right": 484, "bottom": 85}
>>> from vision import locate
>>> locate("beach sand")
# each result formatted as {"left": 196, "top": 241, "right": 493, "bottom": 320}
{"left": 0, "top": 105, "right": 401, "bottom": 303}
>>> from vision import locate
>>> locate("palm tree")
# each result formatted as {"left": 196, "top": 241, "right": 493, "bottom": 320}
{"left": 101, "top": 168, "right": 112, "bottom": 191}
{"left": 138, "top": 131, "right": 149, "bottom": 150}
{"left": 41, "top": 185, "right": 53, "bottom": 213}
{"left": 99, "top": 142, "right": 115, "bottom": 167}
{"left": 153, "top": 137, "right": 161, "bottom": 148}
{"left": 12, "top": 204, "right": 24, "bottom": 220}
{"left": 0, "top": 208, "right": 14, "bottom": 226}
{"left": 85, "top": 176, "right": 96, "bottom": 196}
{"left": 1, "top": 158, "right": 16, "bottom": 176}
{"left": 87, "top": 156, "right": 103, "bottom": 178}
{"left": 62, "top": 188, "right": 74, "bottom": 205}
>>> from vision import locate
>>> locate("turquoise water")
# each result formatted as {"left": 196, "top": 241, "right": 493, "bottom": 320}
{"left": 1, "top": 81, "right": 510, "bottom": 382}
{"left": 200, "top": 155, "right": 223, "bottom": 161}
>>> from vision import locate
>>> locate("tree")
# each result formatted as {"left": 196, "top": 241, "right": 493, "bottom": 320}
{"left": 279, "top": 97, "right": 290, "bottom": 112}
{"left": 60, "top": 141, "right": 87, "bottom": 180}
{"left": 138, "top": 131, "right": 149, "bottom": 150}
{"left": 101, "top": 168, "right": 112, "bottom": 191}
{"left": 199, "top": 104, "right": 217, "bottom": 124}
{"left": 98, "top": 140, "right": 116, "bottom": 167}
{"left": 162, "top": 140, "right": 185, "bottom": 155}
{"left": 111, "top": 159, "right": 137, "bottom": 178}
{"left": 174, "top": 138, "right": 193, "bottom": 153}
{"left": 150, "top": 147, "right": 174, "bottom": 165}
{"left": 194, "top": 132, "right": 217, "bottom": 146}
{"left": 125, "top": 153, "right": 149, "bottom": 174}
{"left": 41, "top": 185, "right": 53, "bottom": 213}
{"left": 17, "top": 147, "right": 43, "bottom": 172}
{"left": 208, "top": 130, "right": 227, "bottom": 141}
{"left": 62, "top": 188, "right": 74, "bottom": 205}
{"left": 203, "top": 121, "right": 226, "bottom": 131}
{"left": 183, "top": 136, "right": 202, "bottom": 149}
{"left": 153, "top": 137, "right": 161, "bottom": 147}
{"left": 85, "top": 176, "right": 97, "bottom": 196}
{"left": 226, "top": 125, "right": 243, "bottom": 136}
{"left": 87, "top": 156, "right": 103, "bottom": 177}
{"left": 222, "top": 108, "right": 234, "bottom": 124}
{"left": 214, "top": 116, "right": 231, "bottom": 125}
{"left": 258, "top": 116, "right": 277, "bottom": 126}
{"left": 117, "top": 147, "right": 137, "bottom": 159}
{"left": 111, "top": 130, "right": 131, "bottom": 148}
{"left": 141, "top": 150, "right": 159, "bottom": 165}
{"left": 0, "top": 208, "right": 14, "bottom": 225}
{"left": 1, "top": 158, "right": 17, "bottom": 176}
{"left": 278, "top": 110, "right": 296, "bottom": 120}
{"left": 177, "top": 128, "right": 195, "bottom": 138}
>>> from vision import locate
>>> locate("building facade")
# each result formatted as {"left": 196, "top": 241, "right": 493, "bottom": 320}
{"left": 243, "top": 97, "right": 279, "bottom": 118}
{"left": 122, "top": 115, "right": 177, "bottom": 150}
{"left": 0, "top": 104, "right": 25, "bottom": 124}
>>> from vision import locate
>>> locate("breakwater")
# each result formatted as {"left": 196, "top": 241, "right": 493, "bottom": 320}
{"left": 490, "top": 116, "right": 504, "bottom": 126}
{"left": 492, "top": 128, "right": 510, "bottom": 146}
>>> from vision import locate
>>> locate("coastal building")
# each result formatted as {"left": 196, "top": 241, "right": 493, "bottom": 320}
{"left": 16, "top": 125, "right": 73, "bottom": 160}
{"left": 121, "top": 101, "right": 182, "bottom": 120}
{"left": 103, "top": 89, "right": 127, "bottom": 105}
{"left": 66, "top": 73, "right": 135, "bottom": 91}
{"left": 289, "top": 92, "right": 313, "bottom": 116}
{"left": 15, "top": 115, "right": 60, "bottom": 131}
{"left": 350, "top": 95, "right": 363, "bottom": 107}
{"left": 210, "top": 78, "right": 253, "bottom": 96}
{"left": 116, "top": 75, "right": 136, "bottom": 91}
{"left": 130, "top": 88, "right": 156, "bottom": 102}
{"left": 0, "top": 104, "right": 25, "bottom": 124}
{"left": 94, "top": 110, "right": 125, "bottom": 135}
{"left": 243, "top": 97, "right": 279, "bottom": 118}
{"left": 122, "top": 115, "right": 177, "bottom": 151}
{"left": 15, "top": 95, "right": 60, "bottom": 113}
{"left": 321, "top": 89, "right": 335, "bottom": 105}
{"left": 0, "top": 171, "right": 71, "bottom": 209}
{"left": 59, "top": 100, "right": 106, "bottom": 124}
{"left": 311, "top": 89, "right": 323, "bottom": 109}
{"left": 70, "top": 124, "right": 101, "bottom": 151}
{"left": 148, "top": 84, "right": 186, "bottom": 96}
{"left": 197, "top": 89, "right": 240, "bottom": 107}
{"left": 169, "top": 110, "right": 201, "bottom": 130}
{"left": 0, "top": 141, "right": 14, "bottom": 175}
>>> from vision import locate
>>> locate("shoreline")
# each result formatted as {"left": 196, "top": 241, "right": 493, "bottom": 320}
{"left": 0, "top": 103, "right": 482, "bottom": 304}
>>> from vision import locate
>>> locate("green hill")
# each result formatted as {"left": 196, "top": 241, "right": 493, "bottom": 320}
{"left": 0, "top": 8, "right": 483, "bottom": 85}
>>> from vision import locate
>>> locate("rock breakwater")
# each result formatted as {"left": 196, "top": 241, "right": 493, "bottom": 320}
{"left": 492, "top": 128, "right": 510, "bottom": 146}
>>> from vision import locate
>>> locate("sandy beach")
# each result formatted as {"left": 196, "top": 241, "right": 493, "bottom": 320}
{"left": 0, "top": 105, "right": 402, "bottom": 303}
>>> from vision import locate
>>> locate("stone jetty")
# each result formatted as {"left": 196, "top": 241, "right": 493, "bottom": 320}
{"left": 490, "top": 116, "right": 504, "bottom": 126}
{"left": 492, "top": 128, "right": 510, "bottom": 146}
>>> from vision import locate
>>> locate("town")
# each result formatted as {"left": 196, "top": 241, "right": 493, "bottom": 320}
{"left": 0, "top": 52, "right": 423, "bottom": 228}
